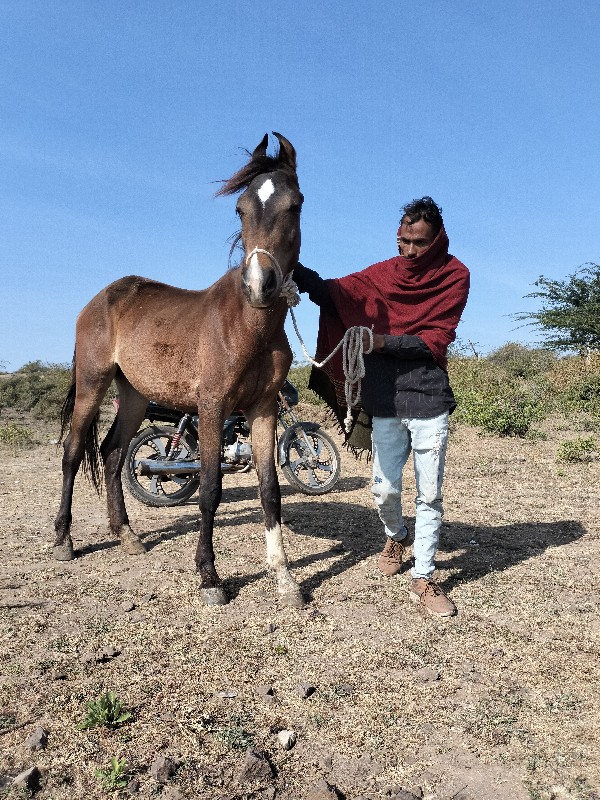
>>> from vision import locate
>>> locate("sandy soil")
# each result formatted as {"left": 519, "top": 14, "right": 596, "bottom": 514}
{"left": 0, "top": 416, "right": 599, "bottom": 800}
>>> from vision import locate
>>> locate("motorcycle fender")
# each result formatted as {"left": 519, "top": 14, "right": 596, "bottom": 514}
{"left": 278, "top": 422, "right": 320, "bottom": 466}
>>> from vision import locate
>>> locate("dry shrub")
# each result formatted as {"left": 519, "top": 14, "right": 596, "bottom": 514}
{"left": 449, "top": 346, "right": 600, "bottom": 437}
{"left": 556, "top": 436, "right": 599, "bottom": 463}
{"left": 0, "top": 361, "right": 117, "bottom": 422}
{"left": 0, "top": 361, "right": 72, "bottom": 420}
{"left": 448, "top": 354, "right": 547, "bottom": 437}
{"left": 0, "top": 423, "right": 35, "bottom": 454}
{"left": 545, "top": 353, "right": 600, "bottom": 420}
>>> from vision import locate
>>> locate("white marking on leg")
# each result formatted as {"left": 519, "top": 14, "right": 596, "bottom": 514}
{"left": 265, "top": 524, "right": 288, "bottom": 571}
{"left": 257, "top": 178, "right": 275, "bottom": 206}
{"left": 265, "top": 524, "right": 302, "bottom": 605}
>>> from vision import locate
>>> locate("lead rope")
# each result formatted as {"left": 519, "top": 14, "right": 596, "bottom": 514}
{"left": 289, "top": 309, "right": 373, "bottom": 432}
{"left": 245, "top": 250, "right": 373, "bottom": 433}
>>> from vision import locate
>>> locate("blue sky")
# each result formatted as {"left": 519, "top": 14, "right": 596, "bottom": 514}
{"left": 1, "top": 0, "right": 599, "bottom": 370}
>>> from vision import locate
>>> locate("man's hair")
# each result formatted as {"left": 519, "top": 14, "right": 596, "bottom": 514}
{"left": 400, "top": 196, "right": 443, "bottom": 235}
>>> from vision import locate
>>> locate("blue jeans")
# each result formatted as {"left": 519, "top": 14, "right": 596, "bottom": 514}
{"left": 371, "top": 413, "right": 449, "bottom": 580}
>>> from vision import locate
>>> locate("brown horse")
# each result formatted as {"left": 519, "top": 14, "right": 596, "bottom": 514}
{"left": 54, "top": 132, "right": 305, "bottom": 608}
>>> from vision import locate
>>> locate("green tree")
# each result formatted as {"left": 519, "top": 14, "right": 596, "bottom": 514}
{"left": 517, "top": 263, "right": 600, "bottom": 353}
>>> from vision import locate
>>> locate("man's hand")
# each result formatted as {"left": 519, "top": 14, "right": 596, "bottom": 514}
{"left": 363, "top": 330, "right": 385, "bottom": 352}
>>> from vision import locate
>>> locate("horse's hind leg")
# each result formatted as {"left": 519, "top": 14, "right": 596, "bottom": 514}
{"left": 101, "top": 376, "right": 148, "bottom": 555}
{"left": 54, "top": 376, "right": 113, "bottom": 561}
{"left": 250, "top": 409, "right": 305, "bottom": 608}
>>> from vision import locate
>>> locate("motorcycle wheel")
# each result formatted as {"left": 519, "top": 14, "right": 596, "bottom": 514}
{"left": 123, "top": 425, "right": 200, "bottom": 507}
{"left": 281, "top": 429, "right": 341, "bottom": 495}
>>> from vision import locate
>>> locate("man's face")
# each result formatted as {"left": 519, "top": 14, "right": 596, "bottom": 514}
{"left": 397, "top": 218, "right": 436, "bottom": 259}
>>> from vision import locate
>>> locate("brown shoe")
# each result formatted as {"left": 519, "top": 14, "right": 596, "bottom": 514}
{"left": 378, "top": 537, "right": 405, "bottom": 576}
{"left": 410, "top": 579, "right": 456, "bottom": 617}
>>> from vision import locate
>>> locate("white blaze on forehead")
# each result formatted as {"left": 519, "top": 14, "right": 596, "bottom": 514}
{"left": 257, "top": 178, "right": 275, "bottom": 206}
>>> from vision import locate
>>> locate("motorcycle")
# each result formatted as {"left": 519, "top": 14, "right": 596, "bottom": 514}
{"left": 122, "top": 379, "right": 341, "bottom": 507}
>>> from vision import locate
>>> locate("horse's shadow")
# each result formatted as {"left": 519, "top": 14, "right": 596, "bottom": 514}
{"left": 119, "top": 497, "right": 585, "bottom": 603}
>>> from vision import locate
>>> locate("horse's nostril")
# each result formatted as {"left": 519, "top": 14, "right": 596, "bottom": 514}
{"left": 264, "top": 269, "right": 278, "bottom": 295}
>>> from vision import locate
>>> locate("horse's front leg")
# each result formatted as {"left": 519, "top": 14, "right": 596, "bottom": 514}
{"left": 195, "top": 410, "right": 227, "bottom": 606}
{"left": 249, "top": 409, "right": 305, "bottom": 608}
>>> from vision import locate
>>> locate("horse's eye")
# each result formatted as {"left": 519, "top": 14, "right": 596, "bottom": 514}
{"left": 236, "top": 207, "right": 243, "bottom": 217}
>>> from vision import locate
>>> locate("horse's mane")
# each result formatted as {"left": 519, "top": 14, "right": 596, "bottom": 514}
{"left": 226, "top": 230, "right": 243, "bottom": 269}
{"left": 215, "top": 152, "right": 296, "bottom": 197}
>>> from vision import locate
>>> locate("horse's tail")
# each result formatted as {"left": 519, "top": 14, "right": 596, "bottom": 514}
{"left": 59, "top": 352, "right": 103, "bottom": 495}
{"left": 58, "top": 358, "right": 76, "bottom": 444}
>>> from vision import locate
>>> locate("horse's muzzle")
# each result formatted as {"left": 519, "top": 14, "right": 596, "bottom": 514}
{"left": 241, "top": 254, "right": 283, "bottom": 307}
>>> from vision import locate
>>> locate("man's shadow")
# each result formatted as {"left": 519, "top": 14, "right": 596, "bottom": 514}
{"left": 279, "top": 503, "right": 584, "bottom": 599}
{"left": 434, "top": 518, "right": 585, "bottom": 591}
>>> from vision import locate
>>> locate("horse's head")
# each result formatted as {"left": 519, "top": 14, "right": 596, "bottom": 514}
{"left": 217, "top": 132, "right": 303, "bottom": 308}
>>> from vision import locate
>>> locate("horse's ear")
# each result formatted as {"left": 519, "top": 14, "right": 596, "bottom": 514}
{"left": 251, "top": 134, "right": 269, "bottom": 161}
{"left": 273, "top": 132, "right": 297, "bottom": 171}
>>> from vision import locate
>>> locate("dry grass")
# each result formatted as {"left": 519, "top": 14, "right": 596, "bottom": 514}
{"left": 0, "top": 415, "right": 599, "bottom": 800}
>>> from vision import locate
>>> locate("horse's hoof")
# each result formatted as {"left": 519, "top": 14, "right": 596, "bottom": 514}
{"left": 121, "top": 538, "right": 147, "bottom": 555}
{"left": 53, "top": 543, "right": 75, "bottom": 561}
{"left": 280, "top": 589, "right": 306, "bottom": 609}
{"left": 120, "top": 530, "right": 147, "bottom": 555}
{"left": 202, "top": 587, "right": 228, "bottom": 606}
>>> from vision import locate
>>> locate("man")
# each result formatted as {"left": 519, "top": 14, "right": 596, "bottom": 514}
{"left": 294, "top": 197, "right": 470, "bottom": 616}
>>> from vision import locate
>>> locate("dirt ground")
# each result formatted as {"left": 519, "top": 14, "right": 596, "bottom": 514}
{"left": 0, "top": 413, "right": 599, "bottom": 800}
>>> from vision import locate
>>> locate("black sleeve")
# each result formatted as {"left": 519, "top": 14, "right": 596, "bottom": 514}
{"left": 294, "top": 264, "right": 336, "bottom": 313}
{"left": 381, "top": 334, "right": 434, "bottom": 359}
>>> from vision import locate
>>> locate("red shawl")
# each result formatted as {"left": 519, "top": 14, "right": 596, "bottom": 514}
{"left": 311, "top": 226, "right": 470, "bottom": 412}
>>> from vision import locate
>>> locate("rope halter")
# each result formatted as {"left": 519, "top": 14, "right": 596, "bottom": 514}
{"left": 245, "top": 247, "right": 300, "bottom": 307}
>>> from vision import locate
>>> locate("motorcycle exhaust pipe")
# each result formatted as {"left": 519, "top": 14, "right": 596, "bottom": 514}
{"left": 139, "top": 459, "right": 200, "bottom": 477}
{"left": 138, "top": 459, "right": 251, "bottom": 477}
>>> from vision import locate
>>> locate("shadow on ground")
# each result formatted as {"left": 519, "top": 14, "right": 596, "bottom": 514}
{"left": 115, "top": 498, "right": 585, "bottom": 603}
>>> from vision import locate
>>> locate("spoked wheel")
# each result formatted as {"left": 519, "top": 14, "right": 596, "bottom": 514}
{"left": 123, "top": 425, "right": 200, "bottom": 507}
{"left": 281, "top": 429, "right": 341, "bottom": 495}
